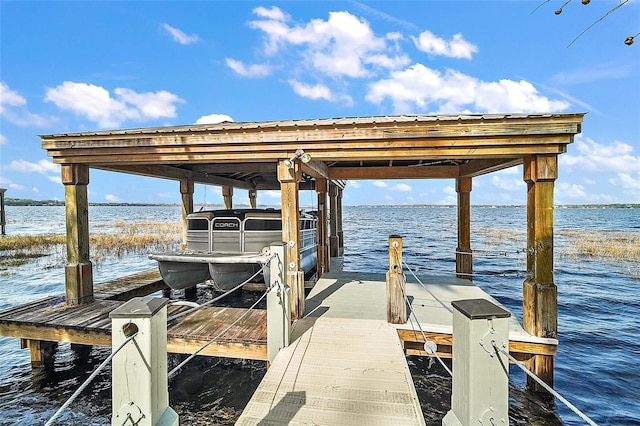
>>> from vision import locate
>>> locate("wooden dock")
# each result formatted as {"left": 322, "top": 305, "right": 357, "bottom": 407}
{"left": 0, "top": 269, "right": 269, "bottom": 364}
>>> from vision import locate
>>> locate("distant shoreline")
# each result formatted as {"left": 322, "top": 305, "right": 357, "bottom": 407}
{"left": 3, "top": 198, "right": 638, "bottom": 209}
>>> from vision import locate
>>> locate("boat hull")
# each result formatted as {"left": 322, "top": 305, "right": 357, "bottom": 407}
{"left": 156, "top": 260, "right": 211, "bottom": 290}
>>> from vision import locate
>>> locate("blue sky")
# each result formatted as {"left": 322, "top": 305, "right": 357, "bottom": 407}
{"left": 1, "top": 1, "right": 638, "bottom": 206}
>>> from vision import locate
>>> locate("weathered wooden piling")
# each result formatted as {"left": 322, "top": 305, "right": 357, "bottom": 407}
{"left": 0, "top": 188, "right": 6, "bottom": 235}
{"left": 386, "top": 234, "right": 407, "bottom": 324}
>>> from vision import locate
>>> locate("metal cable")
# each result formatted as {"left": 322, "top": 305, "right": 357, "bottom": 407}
{"left": 45, "top": 332, "right": 139, "bottom": 426}
{"left": 393, "top": 247, "right": 452, "bottom": 376}
{"left": 396, "top": 249, "right": 453, "bottom": 314}
{"left": 168, "top": 283, "right": 275, "bottom": 379}
{"left": 167, "top": 254, "right": 275, "bottom": 322}
{"left": 492, "top": 343, "right": 598, "bottom": 426}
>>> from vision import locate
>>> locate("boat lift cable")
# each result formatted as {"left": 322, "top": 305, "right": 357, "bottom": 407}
{"left": 44, "top": 332, "right": 139, "bottom": 426}
{"left": 166, "top": 254, "right": 275, "bottom": 322}
{"left": 168, "top": 282, "right": 275, "bottom": 379}
{"left": 491, "top": 342, "right": 599, "bottom": 426}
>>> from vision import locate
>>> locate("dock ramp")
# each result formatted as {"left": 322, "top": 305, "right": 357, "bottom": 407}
{"left": 236, "top": 316, "right": 425, "bottom": 425}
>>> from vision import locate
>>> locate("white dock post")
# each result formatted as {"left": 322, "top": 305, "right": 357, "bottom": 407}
{"left": 267, "top": 242, "right": 290, "bottom": 363}
{"left": 443, "top": 299, "right": 510, "bottom": 426}
{"left": 110, "top": 297, "right": 178, "bottom": 426}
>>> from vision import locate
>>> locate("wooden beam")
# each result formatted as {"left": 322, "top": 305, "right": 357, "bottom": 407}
{"left": 456, "top": 177, "right": 472, "bottom": 280}
{"left": 62, "top": 164, "right": 94, "bottom": 305}
{"left": 191, "top": 163, "right": 275, "bottom": 174}
{"left": 278, "top": 160, "right": 304, "bottom": 320}
{"left": 300, "top": 160, "right": 330, "bottom": 180}
{"left": 316, "top": 179, "right": 329, "bottom": 276}
{"left": 523, "top": 154, "right": 558, "bottom": 389}
{"left": 329, "top": 165, "right": 459, "bottom": 180}
{"left": 329, "top": 183, "right": 339, "bottom": 258}
{"left": 180, "top": 180, "right": 194, "bottom": 248}
{"left": 41, "top": 117, "right": 584, "bottom": 150}
{"left": 222, "top": 185, "right": 233, "bottom": 209}
{"left": 98, "top": 164, "right": 256, "bottom": 190}
{"left": 458, "top": 158, "right": 522, "bottom": 177}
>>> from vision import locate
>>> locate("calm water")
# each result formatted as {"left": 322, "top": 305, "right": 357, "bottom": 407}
{"left": 0, "top": 205, "right": 638, "bottom": 425}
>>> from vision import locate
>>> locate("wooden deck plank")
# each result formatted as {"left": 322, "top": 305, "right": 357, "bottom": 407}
{"left": 94, "top": 268, "right": 167, "bottom": 300}
{"left": 237, "top": 317, "right": 425, "bottom": 425}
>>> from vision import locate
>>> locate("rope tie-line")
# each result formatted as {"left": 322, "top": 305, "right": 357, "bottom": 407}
{"left": 492, "top": 343, "right": 598, "bottom": 426}
{"left": 168, "top": 282, "right": 275, "bottom": 379}
{"left": 167, "top": 254, "right": 275, "bottom": 322}
{"left": 44, "top": 332, "right": 139, "bottom": 426}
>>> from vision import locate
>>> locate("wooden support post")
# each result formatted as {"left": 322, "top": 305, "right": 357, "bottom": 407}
{"left": 523, "top": 155, "right": 558, "bottom": 390}
{"left": 21, "top": 339, "right": 56, "bottom": 368}
{"left": 62, "top": 164, "right": 94, "bottom": 305}
{"left": 443, "top": 299, "right": 510, "bottom": 426}
{"left": 386, "top": 235, "right": 407, "bottom": 324}
{"left": 0, "top": 188, "right": 6, "bottom": 235}
{"left": 456, "top": 177, "right": 473, "bottom": 280}
{"left": 222, "top": 185, "right": 233, "bottom": 209}
{"left": 110, "top": 297, "right": 178, "bottom": 426}
{"left": 315, "top": 179, "right": 329, "bottom": 276}
{"left": 329, "top": 183, "right": 339, "bottom": 258}
{"left": 337, "top": 187, "right": 344, "bottom": 256}
{"left": 249, "top": 189, "right": 257, "bottom": 209}
{"left": 267, "top": 242, "right": 290, "bottom": 362}
{"left": 278, "top": 160, "right": 304, "bottom": 320}
{"left": 180, "top": 179, "right": 194, "bottom": 249}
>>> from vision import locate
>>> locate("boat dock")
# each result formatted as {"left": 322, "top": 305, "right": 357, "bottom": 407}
{"left": 0, "top": 253, "right": 557, "bottom": 425}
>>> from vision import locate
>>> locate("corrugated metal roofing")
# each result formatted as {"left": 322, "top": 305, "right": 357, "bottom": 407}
{"left": 41, "top": 113, "right": 584, "bottom": 138}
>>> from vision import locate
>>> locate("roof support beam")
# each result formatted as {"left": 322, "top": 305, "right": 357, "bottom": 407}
{"left": 300, "top": 160, "right": 329, "bottom": 180}
{"left": 96, "top": 164, "right": 255, "bottom": 189}
{"left": 329, "top": 165, "right": 459, "bottom": 180}
{"left": 458, "top": 158, "right": 522, "bottom": 177}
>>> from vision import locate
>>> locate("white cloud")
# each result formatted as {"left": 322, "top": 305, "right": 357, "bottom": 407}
{"left": 0, "top": 81, "right": 26, "bottom": 109}
{"left": 0, "top": 81, "right": 52, "bottom": 127}
{"left": 249, "top": 9, "right": 393, "bottom": 78}
{"left": 32, "top": 187, "right": 39, "bottom": 193}
{"left": 48, "top": 175, "right": 62, "bottom": 184}
{"left": 162, "top": 23, "right": 199, "bottom": 44}
{"left": 105, "top": 194, "right": 121, "bottom": 202}
{"left": 560, "top": 136, "right": 640, "bottom": 174}
{"left": 556, "top": 182, "right": 614, "bottom": 204}
{"left": 289, "top": 80, "right": 334, "bottom": 101}
{"left": 412, "top": 30, "right": 478, "bottom": 59}
{"left": 253, "top": 6, "right": 289, "bottom": 21}
{"left": 10, "top": 159, "right": 59, "bottom": 174}
{"left": 392, "top": 183, "right": 412, "bottom": 192}
{"left": 226, "top": 58, "right": 272, "bottom": 77}
{"left": 0, "top": 134, "right": 7, "bottom": 145}
{"left": 195, "top": 114, "right": 234, "bottom": 125}
{"left": 0, "top": 177, "right": 27, "bottom": 192}
{"left": 491, "top": 175, "right": 525, "bottom": 191}
{"left": 373, "top": 181, "right": 388, "bottom": 188}
{"left": 366, "top": 64, "right": 570, "bottom": 113}
{"left": 609, "top": 173, "right": 640, "bottom": 191}
{"left": 348, "top": 181, "right": 361, "bottom": 189}
{"left": 45, "top": 81, "right": 184, "bottom": 128}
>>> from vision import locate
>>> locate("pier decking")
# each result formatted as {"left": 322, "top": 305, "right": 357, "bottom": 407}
{"left": 237, "top": 266, "right": 557, "bottom": 425}
{"left": 237, "top": 317, "right": 426, "bottom": 426}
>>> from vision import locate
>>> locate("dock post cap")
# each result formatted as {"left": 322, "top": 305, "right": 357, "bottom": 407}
{"left": 109, "top": 296, "right": 169, "bottom": 319}
{"left": 451, "top": 298, "right": 510, "bottom": 320}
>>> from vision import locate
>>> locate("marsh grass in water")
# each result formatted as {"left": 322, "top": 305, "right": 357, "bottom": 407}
{"left": 1, "top": 221, "right": 637, "bottom": 277}
{"left": 0, "top": 221, "right": 181, "bottom": 275}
